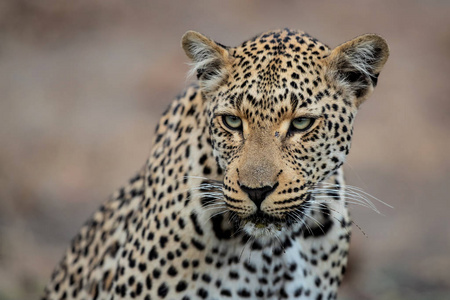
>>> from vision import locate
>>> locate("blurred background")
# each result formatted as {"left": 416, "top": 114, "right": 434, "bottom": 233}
{"left": 1, "top": 0, "right": 449, "bottom": 299}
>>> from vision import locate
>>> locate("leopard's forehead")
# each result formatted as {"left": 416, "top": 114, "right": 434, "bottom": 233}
{"left": 232, "top": 29, "right": 330, "bottom": 59}
{"left": 214, "top": 29, "right": 335, "bottom": 125}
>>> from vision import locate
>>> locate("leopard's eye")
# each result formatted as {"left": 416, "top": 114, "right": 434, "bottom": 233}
{"left": 291, "top": 117, "right": 315, "bottom": 132}
{"left": 222, "top": 115, "right": 242, "bottom": 131}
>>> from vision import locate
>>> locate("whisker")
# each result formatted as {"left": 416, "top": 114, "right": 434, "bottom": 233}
{"left": 274, "top": 234, "right": 286, "bottom": 254}
{"left": 239, "top": 236, "right": 251, "bottom": 261}
{"left": 288, "top": 211, "right": 313, "bottom": 236}
{"left": 319, "top": 183, "right": 393, "bottom": 208}
{"left": 247, "top": 236, "right": 256, "bottom": 263}
{"left": 203, "top": 210, "right": 228, "bottom": 225}
{"left": 312, "top": 188, "right": 377, "bottom": 209}
{"left": 301, "top": 213, "right": 325, "bottom": 236}
{"left": 311, "top": 187, "right": 382, "bottom": 212}
{"left": 308, "top": 202, "right": 366, "bottom": 237}
{"left": 312, "top": 196, "right": 379, "bottom": 213}
{"left": 230, "top": 227, "right": 244, "bottom": 238}
{"left": 201, "top": 205, "right": 228, "bottom": 212}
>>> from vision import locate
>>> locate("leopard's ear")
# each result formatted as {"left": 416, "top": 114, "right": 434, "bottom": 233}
{"left": 182, "top": 31, "right": 232, "bottom": 93}
{"left": 325, "top": 34, "right": 389, "bottom": 107}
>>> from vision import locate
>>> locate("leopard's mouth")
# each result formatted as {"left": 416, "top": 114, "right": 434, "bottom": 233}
{"left": 236, "top": 194, "right": 312, "bottom": 237}
{"left": 243, "top": 211, "right": 283, "bottom": 227}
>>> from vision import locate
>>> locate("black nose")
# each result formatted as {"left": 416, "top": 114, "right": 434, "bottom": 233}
{"left": 240, "top": 183, "right": 278, "bottom": 209}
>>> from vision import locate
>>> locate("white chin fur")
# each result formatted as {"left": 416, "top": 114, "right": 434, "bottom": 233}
{"left": 243, "top": 222, "right": 281, "bottom": 240}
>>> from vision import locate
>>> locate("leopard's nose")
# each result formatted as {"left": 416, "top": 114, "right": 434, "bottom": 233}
{"left": 240, "top": 183, "right": 278, "bottom": 209}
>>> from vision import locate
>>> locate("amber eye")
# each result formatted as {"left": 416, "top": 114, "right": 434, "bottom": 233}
{"left": 291, "top": 117, "right": 315, "bottom": 132}
{"left": 222, "top": 115, "right": 243, "bottom": 131}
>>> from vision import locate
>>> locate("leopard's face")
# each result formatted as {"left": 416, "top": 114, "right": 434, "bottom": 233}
{"left": 183, "top": 29, "right": 389, "bottom": 237}
{"left": 206, "top": 54, "right": 357, "bottom": 237}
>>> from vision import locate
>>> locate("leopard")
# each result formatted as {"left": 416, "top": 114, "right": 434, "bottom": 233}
{"left": 42, "top": 28, "right": 389, "bottom": 300}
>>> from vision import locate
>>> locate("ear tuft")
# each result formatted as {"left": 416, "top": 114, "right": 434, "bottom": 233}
{"left": 326, "top": 34, "right": 389, "bottom": 106}
{"left": 182, "top": 31, "right": 231, "bottom": 93}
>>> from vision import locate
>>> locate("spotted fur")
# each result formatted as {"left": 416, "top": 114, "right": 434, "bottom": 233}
{"left": 43, "top": 29, "right": 389, "bottom": 300}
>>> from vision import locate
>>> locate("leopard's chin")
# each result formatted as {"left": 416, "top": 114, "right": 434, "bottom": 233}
{"left": 239, "top": 211, "right": 288, "bottom": 238}
{"left": 242, "top": 221, "right": 283, "bottom": 238}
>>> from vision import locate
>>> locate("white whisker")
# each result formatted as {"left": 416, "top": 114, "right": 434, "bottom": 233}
{"left": 319, "top": 183, "right": 393, "bottom": 208}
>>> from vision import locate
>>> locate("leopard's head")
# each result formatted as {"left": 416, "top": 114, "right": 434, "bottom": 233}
{"left": 182, "top": 29, "right": 389, "bottom": 237}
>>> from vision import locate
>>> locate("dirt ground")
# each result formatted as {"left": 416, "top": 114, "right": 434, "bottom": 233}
{"left": 0, "top": 1, "right": 449, "bottom": 299}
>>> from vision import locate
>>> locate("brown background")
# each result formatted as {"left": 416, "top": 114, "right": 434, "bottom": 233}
{"left": 1, "top": 1, "right": 449, "bottom": 299}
